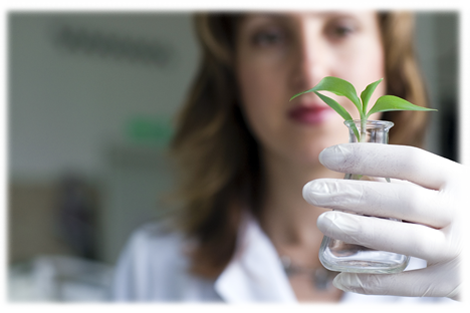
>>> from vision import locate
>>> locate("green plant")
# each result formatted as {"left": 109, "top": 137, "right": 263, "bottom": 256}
{"left": 290, "top": 76, "right": 437, "bottom": 141}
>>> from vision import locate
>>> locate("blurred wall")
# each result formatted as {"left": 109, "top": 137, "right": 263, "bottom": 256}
{"left": 414, "top": 0, "right": 441, "bottom": 153}
{"left": 0, "top": 0, "right": 198, "bottom": 180}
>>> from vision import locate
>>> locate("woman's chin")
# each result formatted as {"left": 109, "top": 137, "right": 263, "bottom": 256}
{"left": 286, "top": 140, "right": 345, "bottom": 167}
{"left": 284, "top": 148, "right": 324, "bottom": 167}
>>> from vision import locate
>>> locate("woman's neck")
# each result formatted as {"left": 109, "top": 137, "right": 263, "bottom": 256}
{"left": 258, "top": 150, "right": 343, "bottom": 266}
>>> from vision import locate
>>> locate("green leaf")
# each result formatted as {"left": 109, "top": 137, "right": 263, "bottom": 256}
{"left": 360, "top": 78, "right": 383, "bottom": 114}
{"left": 315, "top": 91, "right": 360, "bottom": 141}
{"left": 314, "top": 91, "right": 352, "bottom": 121}
{"left": 290, "top": 76, "right": 362, "bottom": 115}
{"left": 290, "top": 89, "right": 315, "bottom": 101}
{"left": 366, "top": 95, "right": 437, "bottom": 118}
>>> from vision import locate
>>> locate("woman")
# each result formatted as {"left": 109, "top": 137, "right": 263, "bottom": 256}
{"left": 111, "top": 11, "right": 463, "bottom": 302}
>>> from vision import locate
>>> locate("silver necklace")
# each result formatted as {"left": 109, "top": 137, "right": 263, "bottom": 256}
{"left": 280, "top": 255, "right": 337, "bottom": 290}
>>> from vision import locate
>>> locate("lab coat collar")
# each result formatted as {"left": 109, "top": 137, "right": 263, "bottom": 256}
{"left": 214, "top": 212, "right": 297, "bottom": 303}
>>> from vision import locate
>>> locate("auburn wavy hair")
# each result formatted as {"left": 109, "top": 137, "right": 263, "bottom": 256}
{"left": 168, "top": 12, "right": 430, "bottom": 279}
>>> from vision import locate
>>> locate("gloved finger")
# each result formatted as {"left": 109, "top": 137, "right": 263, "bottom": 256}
{"left": 317, "top": 211, "right": 450, "bottom": 263}
{"left": 319, "top": 143, "right": 461, "bottom": 190}
{"left": 333, "top": 260, "right": 461, "bottom": 300}
{"left": 303, "top": 178, "right": 452, "bottom": 228}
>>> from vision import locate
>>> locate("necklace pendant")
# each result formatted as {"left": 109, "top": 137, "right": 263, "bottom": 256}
{"left": 280, "top": 255, "right": 336, "bottom": 291}
{"left": 312, "top": 268, "right": 331, "bottom": 290}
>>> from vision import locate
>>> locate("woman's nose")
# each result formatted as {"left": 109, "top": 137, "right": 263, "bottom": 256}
{"left": 291, "top": 30, "right": 330, "bottom": 91}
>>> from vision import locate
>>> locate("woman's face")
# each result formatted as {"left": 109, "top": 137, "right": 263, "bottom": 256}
{"left": 235, "top": 12, "right": 385, "bottom": 165}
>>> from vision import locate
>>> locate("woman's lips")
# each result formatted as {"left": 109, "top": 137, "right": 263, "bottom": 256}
{"left": 288, "top": 105, "right": 335, "bottom": 124}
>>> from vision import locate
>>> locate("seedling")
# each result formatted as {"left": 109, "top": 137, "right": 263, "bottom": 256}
{"left": 290, "top": 76, "right": 437, "bottom": 141}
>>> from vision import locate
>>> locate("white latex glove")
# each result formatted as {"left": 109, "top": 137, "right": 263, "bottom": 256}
{"left": 303, "top": 143, "right": 467, "bottom": 301}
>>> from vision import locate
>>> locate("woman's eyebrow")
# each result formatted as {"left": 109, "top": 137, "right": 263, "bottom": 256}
{"left": 246, "top": 9, "right": 290, "bottom": 20}
{"left": 246, "top": 4, "right": 355, "bottom": 20}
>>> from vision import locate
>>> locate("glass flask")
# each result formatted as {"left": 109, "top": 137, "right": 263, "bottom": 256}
{"left": 318, "top": 119, "right": 410, "bottom": 274}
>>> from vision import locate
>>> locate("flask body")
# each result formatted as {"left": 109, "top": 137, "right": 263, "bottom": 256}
{"left": 318, "top": 120, "right": 410, "bottom": 274}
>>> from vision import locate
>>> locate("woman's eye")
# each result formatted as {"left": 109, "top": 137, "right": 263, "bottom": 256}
{"left": 332, "top": 26, "right": 353, "bottom": 37}
{"left": 251, "top": 28, "right": 287, "bottom": 47}
{"left": 326, "top": 21, "right": 357, "bottom": 40}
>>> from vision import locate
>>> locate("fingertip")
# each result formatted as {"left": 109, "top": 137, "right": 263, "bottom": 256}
{"left": 319, "top": 144, "right": 350, "bottom": 169}
{"left": 333, "top": 273, "right": 364, "bottom": 293}
{"left": 302, "top": 181, "right": 314, "bottom": 204}
{"left": 318, "top": 146, "right": 332, "bottom": 167}
{"left": 302, "top": 180, "right": 332, "bottom": 206}
{"left": 332, "top": 273, "right": 348, "bottom": 291}
{"left": 316, "top": 211, "right": 360, "bottom": 235}
{"left": 316, "top": 211, "right": 329, "bottom": 229}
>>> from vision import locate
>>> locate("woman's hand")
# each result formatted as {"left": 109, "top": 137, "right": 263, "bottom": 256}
{"left": 302, "top": 143, "right": 467, "bottom": 300}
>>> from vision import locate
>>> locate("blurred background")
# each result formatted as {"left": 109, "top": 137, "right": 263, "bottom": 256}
{"left": 7, "top": 11, "right": 458, "bottom": 301}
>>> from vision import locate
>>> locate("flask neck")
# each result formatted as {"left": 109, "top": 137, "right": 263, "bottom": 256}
{"left": 344, "top": 119, "right": 394, "bottom": 144}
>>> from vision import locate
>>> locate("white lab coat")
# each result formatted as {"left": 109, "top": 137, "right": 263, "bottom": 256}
{"left": 111, "top": 213, "right": 453, "bottom": 303}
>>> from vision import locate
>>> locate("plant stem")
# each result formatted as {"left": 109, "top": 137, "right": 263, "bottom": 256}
{"left": 360, "top": 118, "right": 367, "bottom": 142}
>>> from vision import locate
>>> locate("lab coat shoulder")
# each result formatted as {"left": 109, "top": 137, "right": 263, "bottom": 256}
{"left": 104, "top": 223, "right": 181, "bottom": 309}
{"left": 111, "top": 220, "right": 220, "bottom": 301}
